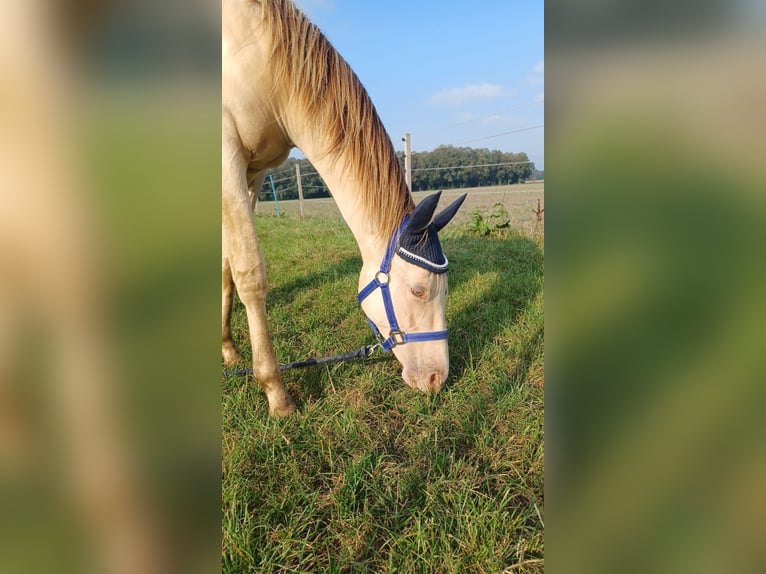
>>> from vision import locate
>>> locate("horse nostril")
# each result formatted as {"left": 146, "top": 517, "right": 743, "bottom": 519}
{"left": 427, "top": 372, "right": 443, "bottom": 393}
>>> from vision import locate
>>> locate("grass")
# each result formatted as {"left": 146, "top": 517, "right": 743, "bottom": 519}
{"left": 222, "top": 213, "right": 544, "bottom": 573}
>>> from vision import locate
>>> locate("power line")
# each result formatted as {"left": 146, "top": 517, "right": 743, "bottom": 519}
{"left": 445, "top": 100, "right": 544, "bottom": 128}
{"left": 456, "top": 124, "right": 544, "bottom": 145}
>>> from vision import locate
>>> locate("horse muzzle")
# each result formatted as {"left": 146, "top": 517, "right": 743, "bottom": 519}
{"left": 402, "top": 366, "right": 448, "bottom": 394}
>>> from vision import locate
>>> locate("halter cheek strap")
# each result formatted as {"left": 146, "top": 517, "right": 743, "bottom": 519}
{"left": 356, "top": 216, "right": 449, "bottom": 352}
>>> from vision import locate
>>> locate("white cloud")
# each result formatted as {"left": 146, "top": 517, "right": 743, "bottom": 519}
{"left": 429, "top": 83, "right": 513, "bottom": 106}
{"left": 457, "top": 112, "right": 518, "bottom": 127}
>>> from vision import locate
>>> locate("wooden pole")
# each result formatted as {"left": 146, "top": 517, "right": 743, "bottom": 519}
{"left": 402, "top": 133, "right": 412, "bottom": 192}
{"left": 295, "top": 162, "right": 305, "bottom": 219}
{"left": 533, "top": 198, "right": 544, "bottom": 239}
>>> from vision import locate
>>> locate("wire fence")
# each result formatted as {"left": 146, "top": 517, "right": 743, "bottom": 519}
{"left": 257, "top": 157, "right": 542, "bottom": 204}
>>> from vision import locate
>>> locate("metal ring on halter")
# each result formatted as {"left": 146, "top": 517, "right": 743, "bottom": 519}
{"left": 389, "top": 330, "right": 405, "bottom": 347}
{"left": 375, "top": 271, "right": 389, "bottom": 285}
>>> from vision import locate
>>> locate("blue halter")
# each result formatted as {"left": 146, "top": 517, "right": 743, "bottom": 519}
{"left": 356, "top": 215, "right": 449, "bottom": 352}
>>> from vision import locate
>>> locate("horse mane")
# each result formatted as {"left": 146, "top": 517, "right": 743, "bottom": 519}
{"left": 260, "top": 0, "right": 414, "bottom": 241}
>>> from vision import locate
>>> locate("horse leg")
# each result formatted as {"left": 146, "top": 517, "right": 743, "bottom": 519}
{"left": 221, "top": 256, "right": 242, "bottom": 366}
{"left": 222, "top": 137, "right": 295, "bottom": 416}
{"left": 223, "top": 220, "right": 295, "bottom": 416}
{"left": 223, "top": 170, "right": 266, "bottom": 366}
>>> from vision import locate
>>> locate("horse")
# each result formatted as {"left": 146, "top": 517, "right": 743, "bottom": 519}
{"left": 222, "top": 0, "right": 466, "bottom": 416}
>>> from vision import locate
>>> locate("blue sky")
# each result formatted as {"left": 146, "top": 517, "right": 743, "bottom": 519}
{"left": 292, "top": 0, "right": 544, "bottom": 169}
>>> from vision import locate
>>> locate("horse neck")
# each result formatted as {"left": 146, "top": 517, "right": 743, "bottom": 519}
{"left": 293, "top": 136, "right": 404, "bottom": 269}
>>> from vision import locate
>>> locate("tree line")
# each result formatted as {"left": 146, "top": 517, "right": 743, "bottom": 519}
{"left": 257, "top": 145, "right": 539, "bottom": 201}
{"left": 409, "top": 146, "right": 536, "bottom": 191}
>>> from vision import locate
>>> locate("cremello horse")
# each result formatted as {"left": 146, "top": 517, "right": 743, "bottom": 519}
{"left": 222, "top": 0, "right": 466, "bottom": 415}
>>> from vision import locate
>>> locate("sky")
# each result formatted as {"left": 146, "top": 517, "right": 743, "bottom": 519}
{"left": 292, "top": 0, "right": 544, "bottom": 169}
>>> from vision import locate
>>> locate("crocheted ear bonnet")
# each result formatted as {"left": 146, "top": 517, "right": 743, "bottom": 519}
{"left": 396, "top": 192, "right": 467, "bottom": 274}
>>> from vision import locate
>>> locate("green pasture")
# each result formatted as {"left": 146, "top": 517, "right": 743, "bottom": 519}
{"left": 222, "top": 212, "right": 544, "bottom": 573}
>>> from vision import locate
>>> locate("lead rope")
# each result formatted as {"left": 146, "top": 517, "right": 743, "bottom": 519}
{"left": 222, "top": 342, "right": 383, "bottom": 377}
{"left": 223, "top": 211, "right": 447, "bottom": 378}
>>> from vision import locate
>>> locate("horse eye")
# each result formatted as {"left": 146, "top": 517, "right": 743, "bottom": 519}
{"left": 411, "top": 286, "right": 426, "bottom": 299}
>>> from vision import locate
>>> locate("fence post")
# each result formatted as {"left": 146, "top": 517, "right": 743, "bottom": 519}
{"left": 533, "top": 198, "right": 544, "bottom": 240}
{"left": 402, "top": 133, "right": 412, "bottom": 192}
{"left": 295, "top": 162, "right": 305, "bottom": 219}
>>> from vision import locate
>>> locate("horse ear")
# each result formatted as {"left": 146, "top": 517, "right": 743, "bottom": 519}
{"left": 405, "top": 191, "right": 442, "bottom": 234}
{"left": 432, "top": 193, "right": 467, "bottom": 232}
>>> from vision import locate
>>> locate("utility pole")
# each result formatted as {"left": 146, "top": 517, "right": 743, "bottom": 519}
{"left": 401, "top": 133, "right": 412, "bottom": 192}
{"left": 295, "top": 162, "right": 305, "bottom": 219}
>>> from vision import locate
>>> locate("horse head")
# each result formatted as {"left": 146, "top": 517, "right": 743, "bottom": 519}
{"left": 358, "top": 192, "right": 467, "bottom": 393}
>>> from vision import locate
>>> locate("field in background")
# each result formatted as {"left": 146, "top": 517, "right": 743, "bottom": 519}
{"left": 256, "top": 182, "right": 545, "bottom": 236}
{"left": 222, "top": 215, "right": 544, "bottom": 572}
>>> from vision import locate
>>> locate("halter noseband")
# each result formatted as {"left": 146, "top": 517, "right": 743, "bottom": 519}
{"left": 356, "top": 215, "right": 449, "bottom": 352}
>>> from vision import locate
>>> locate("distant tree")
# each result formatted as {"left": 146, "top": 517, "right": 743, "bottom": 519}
{"left": 410, "top": 145, "right": 535, "bottom": 190}
{"left": 257, "top": 145, "right": 537, "bottom": 200}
